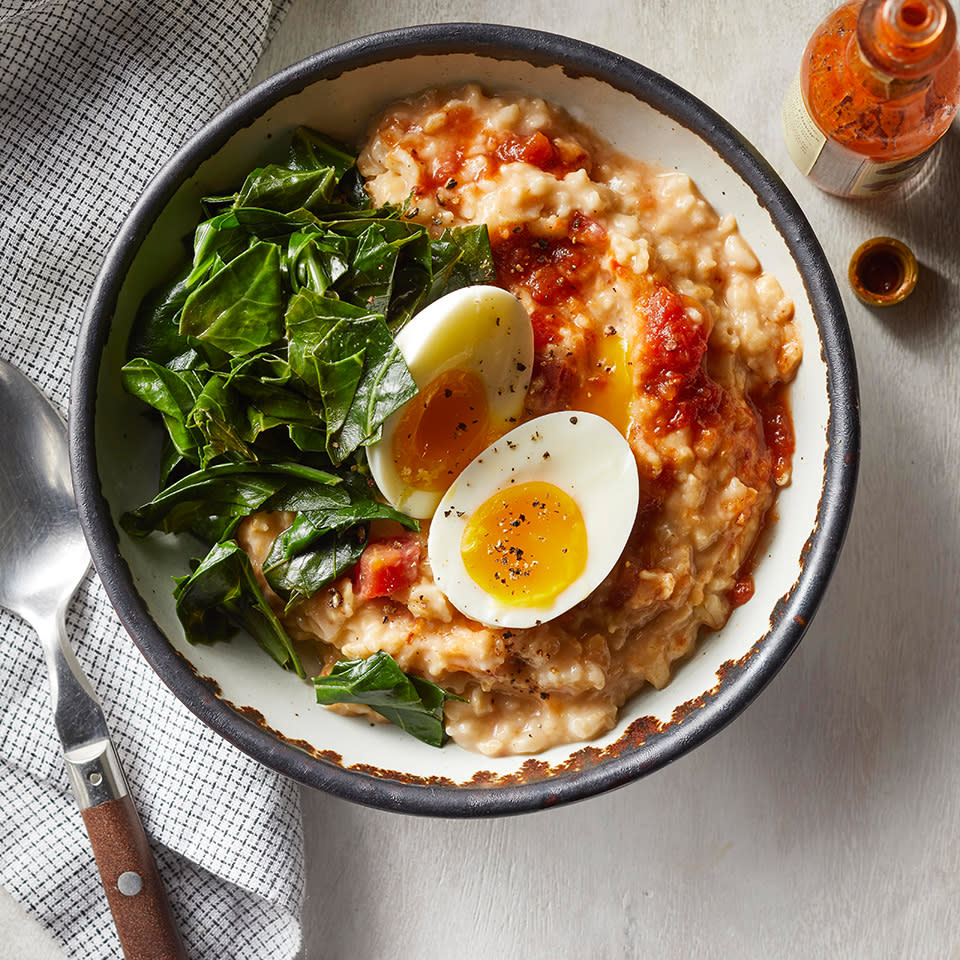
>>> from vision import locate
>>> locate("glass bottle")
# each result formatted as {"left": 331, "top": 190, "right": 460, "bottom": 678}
{"left": 782, "top": 0, "right": 960, "bottom": 197}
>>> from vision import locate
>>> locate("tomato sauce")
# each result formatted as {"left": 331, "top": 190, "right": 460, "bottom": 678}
{"left": 416, "top": 119, "right": 591, "bottom": 194}
{"left": 491, "top": 214, "right": 610, "bottom": 415}
{"left": 639, "top": 284, "right": 724, "bottom": 436}
{"left": 491, "top": 223, "right": 593, "bottom": 308}
{"left": 728, "top": 572, "right": 756, "bottom": 608}
{"left": 414, "top": 105, "right": 482, "bottom": 192}
{"left": 727, "top": 387, "right": 795, "bottom": 606}
{"left": 751, "top": 383, "right": 796, "bottom": 487}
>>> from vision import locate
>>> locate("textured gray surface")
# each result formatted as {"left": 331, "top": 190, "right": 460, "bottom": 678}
{"left": 8, "top": 0, "right": 960, "bottom": 956}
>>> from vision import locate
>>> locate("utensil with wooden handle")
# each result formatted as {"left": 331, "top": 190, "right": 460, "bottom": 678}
{"left": 0, "top": 359, "right": 187, "bottom": 960}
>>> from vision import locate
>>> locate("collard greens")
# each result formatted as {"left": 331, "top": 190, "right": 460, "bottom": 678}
{"left": 123, "top": 126, "right": 494, "bottom": 744}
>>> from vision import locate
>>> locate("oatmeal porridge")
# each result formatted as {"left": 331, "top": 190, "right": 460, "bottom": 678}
{"left": 239, "top": 86, "right": 801, "bottom": 757}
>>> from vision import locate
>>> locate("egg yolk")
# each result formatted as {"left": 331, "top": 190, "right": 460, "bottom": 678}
{"left": 573, "top": 329, "right": 632, "bottom": 436}
{"left": 392, "top": 368, "right": 490, "bottom": 492}
{"left": 460, "top": 481, "right": 588, "bottom": 608}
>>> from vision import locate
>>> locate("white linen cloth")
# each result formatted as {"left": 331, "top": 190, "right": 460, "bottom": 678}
{"left": 0, "top": 2, "right": 304, "bottom": 957}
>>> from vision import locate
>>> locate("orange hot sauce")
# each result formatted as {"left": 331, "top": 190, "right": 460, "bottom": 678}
{"left": 783, "top": 0, "right": 960, "bottom": 197}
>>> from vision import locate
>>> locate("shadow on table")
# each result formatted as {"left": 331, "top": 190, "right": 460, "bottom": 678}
{"left": 828, "top": 123, "right": 960, "bottom": 352}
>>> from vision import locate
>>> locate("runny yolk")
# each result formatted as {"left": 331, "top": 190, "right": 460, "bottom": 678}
{"left": 460, "top": 481, "right": 588, "bottom": 608}
{"left": 392, "top": 368, "right": 490, "bottom": 492}
{"left": 571, "top": 328, "right": 632, "bottom": 436}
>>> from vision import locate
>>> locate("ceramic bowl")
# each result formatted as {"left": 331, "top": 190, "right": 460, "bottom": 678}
{"left": 70, "top": 24, "right": 859, "bottom": 816}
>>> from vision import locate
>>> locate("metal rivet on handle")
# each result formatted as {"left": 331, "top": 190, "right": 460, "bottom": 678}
{"left": 117, "top": 871, "right": 143, "bottom": 896}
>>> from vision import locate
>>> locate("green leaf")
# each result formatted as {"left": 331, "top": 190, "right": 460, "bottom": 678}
{"left": 313, "top": 651, "right": 463, "bottom": 747}
{"left": 187, "top": 212, "right": 253, "bottom": 286}
{"left": 174, "top": 541, "right": 303, "bottom": 676}
{"left": 121, "top": 461, "right": 340, "bottom": 539}
{"left": 236, "top": 164, "right": 337, "bottom": 214}
{"left": 127, "top": 274, "right": 193, "bottom": 366}
{"left": 289, "top": 127, "right": 356, "bottom": 179}
{"left": 189, "top": 374, "right": 259, "bottom": 466}
{"left": 267, "top": 528, "right": 367, "bottom": 609}
{"left": 328, "top": 219, "right": 431, "bottom": 319}
{"left": 259, "top": 473, "right": 417, "bottom": 607}
{"left": 120, "top": 358, "right": 207, "bottom": 468}
{"left": 287, "top": 422, "right": 330, "bottom": 453}
{"left": 222, "top": 353, "right": 324, "bottom": 427}
{"left": 232, "top": 205, "right": 321, "bottom": 241}
{"left": 285, "top": 230, "right": 352, "bottom": 295}
{"left": 426, "top": 225, "right": 497, "bottom": 304}
{"left": 285, "top": 290, "right": 416, "bottom": 463}
{"left": 335, "top": 166, "right": 372, "bottom": 210}
{"left": 179, "top": 241, "right": 284, "bottom": 356}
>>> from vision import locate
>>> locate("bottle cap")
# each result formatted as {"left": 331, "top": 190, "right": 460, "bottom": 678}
{"left": 848, "top": 236, "right": 919, "bottom": 305}
{"left": 859, "top": 0, "right": 958, "bottom": 80}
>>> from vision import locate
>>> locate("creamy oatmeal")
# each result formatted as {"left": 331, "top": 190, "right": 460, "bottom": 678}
{"left": 239, "top": 86, "right": 801, "bottom": 757}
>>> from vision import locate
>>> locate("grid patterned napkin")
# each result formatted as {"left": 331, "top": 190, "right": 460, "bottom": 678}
{"left": 0, "top": 2, "right": 304, "bottom": 957}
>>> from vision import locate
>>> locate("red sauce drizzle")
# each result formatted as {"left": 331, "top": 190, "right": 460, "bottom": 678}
{"left": 640, "top": 284, "right": 724, "bottom": 435}
{"left": 494, "top": 131, "right": 590, "bottom": 178}
{"left": 415, "top": 105, "right": 481, "bottom": 192}
{"left": 496, "top": 131, "right": 558, "bottom": 169}
{"left": 729, "top": 573, "right": 756, "bottom": 608}
{"left": 527, "top": 308, "right": 563, "bottom": 350}
{"left": 729, "top": 387, "right": 796, "bottom": 606}
{"left": 491, "top": 214, "right": 606, "bottom": 353}
{"left": 751, "top": 383, "right": 796, "bottom": 486}
{"left": 416, "top": 120, "right": 590, "bottom": 194}
{"left": 492, "top": 223, "right": 589, "bottom": 306}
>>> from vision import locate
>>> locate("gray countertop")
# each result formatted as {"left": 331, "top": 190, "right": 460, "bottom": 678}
{"left": 9, "top": 0, "right": 960, "bottom": 956}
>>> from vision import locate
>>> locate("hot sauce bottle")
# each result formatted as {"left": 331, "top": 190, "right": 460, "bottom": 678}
{"left": 782, "top": 0, "right": 960, "bottom": 196}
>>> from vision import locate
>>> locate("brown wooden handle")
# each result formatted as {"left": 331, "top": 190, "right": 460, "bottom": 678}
{"left": 80, "top": 795, "right": 188, "bottom": 960}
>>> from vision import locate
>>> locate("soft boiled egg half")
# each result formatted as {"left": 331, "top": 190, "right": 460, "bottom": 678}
{"left": 367, "top": 285, "right": 640, "bottom": 629}
{"left": 428, "top": 411, "right": 640, "bottom": 629}
{"left": 366, "top": 285, "right": 534, "bottom": 519}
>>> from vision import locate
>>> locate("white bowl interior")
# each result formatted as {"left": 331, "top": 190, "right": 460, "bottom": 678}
{"left": 95, "top": 52, "right": 830, "bottom": 784}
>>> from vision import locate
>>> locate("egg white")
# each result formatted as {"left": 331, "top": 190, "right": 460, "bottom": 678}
{"left": 428, "top": 411, "right": 641, "bottom": 628}
{"left": 366, "top": 285, "right": 533, "bottom": 519}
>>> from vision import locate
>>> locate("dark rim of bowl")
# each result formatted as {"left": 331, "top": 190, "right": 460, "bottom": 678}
{"left": 70, "top": 23, "right": 860, "bottom": 818}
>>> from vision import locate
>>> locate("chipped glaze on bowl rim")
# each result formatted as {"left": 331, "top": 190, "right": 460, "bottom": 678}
{"left": 70, "top": 23, "right": 860, "bottom": 817}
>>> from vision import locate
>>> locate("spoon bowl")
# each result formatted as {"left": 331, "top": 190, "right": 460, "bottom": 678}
{"left": 0, "top": 362, "right": 89, "bottom": 621}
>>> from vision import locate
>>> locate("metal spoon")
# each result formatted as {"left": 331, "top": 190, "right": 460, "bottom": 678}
{"left": 0, "top": 359, "right": 187, "bottom": 960}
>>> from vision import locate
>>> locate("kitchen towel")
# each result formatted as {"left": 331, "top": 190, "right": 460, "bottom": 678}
{"left": 0, "top": 2, "right": 304, "bottom": 958}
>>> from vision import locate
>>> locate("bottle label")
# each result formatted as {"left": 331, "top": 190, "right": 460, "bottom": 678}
{"left": 782, "top": 71, "right": 826, "bottom": 176}
{"left": 781, "top": 70, "right": 932, "bottom": 196}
